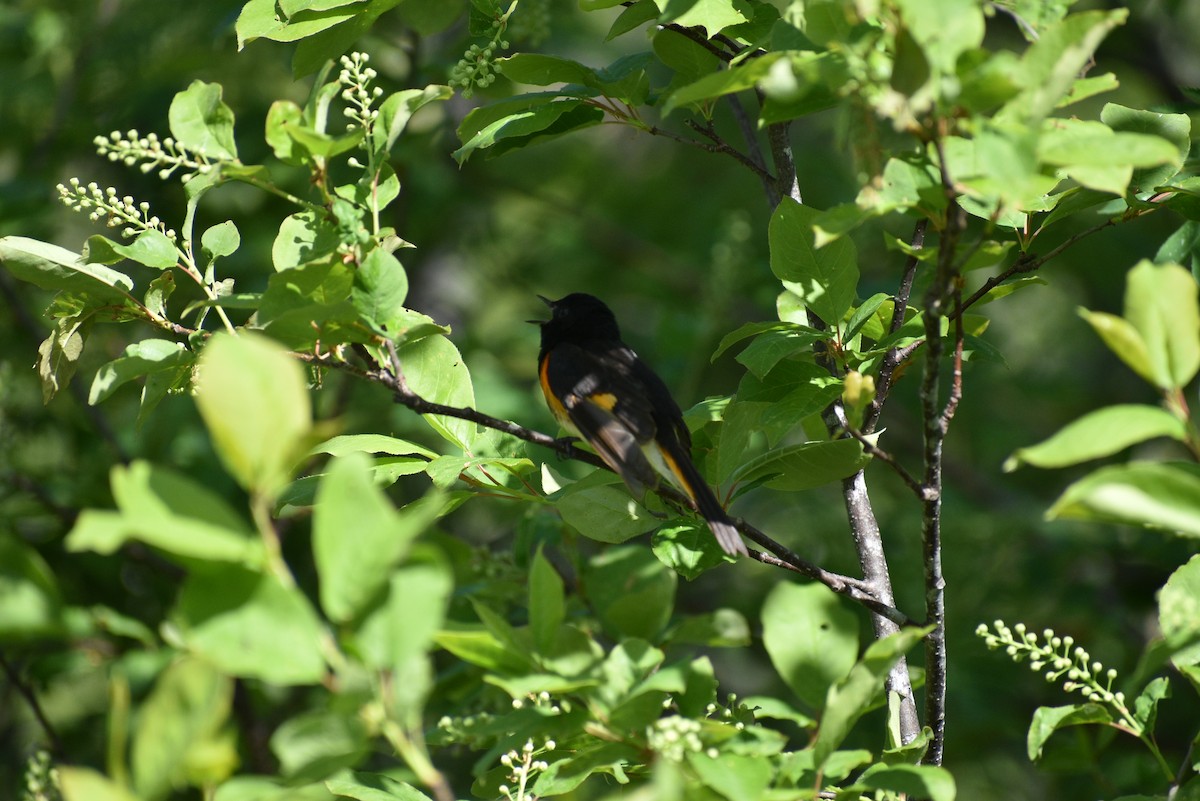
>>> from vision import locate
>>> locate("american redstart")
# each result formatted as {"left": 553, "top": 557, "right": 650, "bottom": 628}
{"left": 533, "top": 293, "right": 747, "bottom": 557}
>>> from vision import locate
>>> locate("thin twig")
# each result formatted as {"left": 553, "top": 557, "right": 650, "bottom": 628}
{"left": 0, "top": 650, "right": 63, "bottom": 755}
{"left": 686, "top": 119, "right": 776, "bottom": 184}
{"left": 725, "top": 94, "right": 775, "bottom": 204}
{"left": 746, "top": 541, "right": 917, "bottom": 627}
{"left": 843, "top": 426, "right": 927, "bottom": 499}
{"left": 961, "top": 217, "right": 1119, "bottom": 312}
{"left": 865, "top": 219, "right": 927, "bottom": 432}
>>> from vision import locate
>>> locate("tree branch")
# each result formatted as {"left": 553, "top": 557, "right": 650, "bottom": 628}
{"left": 686, "top": 118, "right": 776, "bottom": 186}
{"left": 918, "top": 135, "right": 967, "bottom": 767}
{"left": 0, "top": 649, "right": 63, "bottom": 755}
{"left": 316, "top": 344, "right": 919, "bottom": 626}
{"left": 767, "top": 122, "right": 802, "bottom": 205}
{"left": 724, "top": 94, "right": 776, "bottom": 205}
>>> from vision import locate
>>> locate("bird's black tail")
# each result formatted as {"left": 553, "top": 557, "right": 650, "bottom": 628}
{"left": 663, "top": 445, "right": 747, "bottom": 557}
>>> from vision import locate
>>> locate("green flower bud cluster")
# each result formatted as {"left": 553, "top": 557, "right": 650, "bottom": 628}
{"left": 976, "top": 620, "right": 1138, "bottom": 732}
{"left": 22, "top": 751, "right": 60, "bottom": 801}
{"left": 56, "top": 178, "right": 177, "bottom": 241}
{"left": 339, "top": 51, "right": 384, "bottom": 134}
{"left": 449, "top": 17, "right": 509, "bottom": 99}
{"left": 93, "top": 129, "right": 213, "bottom": 183}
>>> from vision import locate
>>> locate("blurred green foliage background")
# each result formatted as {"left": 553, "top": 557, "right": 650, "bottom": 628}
{"left": 2, "top": 1, "right": 1199, "bottom": 797}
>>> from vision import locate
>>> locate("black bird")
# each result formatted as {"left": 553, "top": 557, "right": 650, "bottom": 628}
{"left": 534, "top": 293, "right": 747, "bottom": 557}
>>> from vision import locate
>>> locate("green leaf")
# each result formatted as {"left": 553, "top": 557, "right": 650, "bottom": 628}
{"left": 1005, "top": 404, "right": 1190, "bottom": 470}
{"left": 1132, "top": 676, "right": 1170, "bottom": 733}
{"left": 37, "top": 314, "right": 91, "bottom": 403}
{"left": 732, "top": 438, "right": 868, "bottom": 491}
{"left": 66, "top": 461, "right": 261, "bottom": 565}
{"left": 314, "top": 454, "right": 443, "bottom": 622}
{"left": 273, "top": 211, "right": 342, "bottom": 271}
{"left": 351, "top": 247, "right": 408, "bottom": 333}
{"left": 453, "top": 100, "right": 603, "bottom": 163}
{"left": 1159, "top": 555, "right": 1200, "bottom": 669}
{"left": 1047, "top": 462, "right": 1200, "bottom": 537}
{"left": 762, "top": 582, "right": 858, "bottom": 711}
{"left": 1124, "top": 260, "right": 1200, "bottom": 390}
{"left": 59, "top": 767, "right": 143, "bottom": 801}
{"left": 0, "top": 235, "right": 135, "bottom": 302}
{"left": 668, "top": 608, "right": 751, "bottom": 648}
{"left": 1157, "top": 221, "right": 1200, "bottom": 273}
{"left": 530, "top": 545, "right": 565, "bottom": 655}
{"left": 202, "top": 220, "right": 241, "bottom": 262}
{"left": 169, "top": 80, "right": 238, "bottom": 160}
{"left": 356, "top": 555, "right": 453, "bottom": 669}
{"left": 609, "top": 1, "right": 658, "bottom": 39}
{"left": 256, "top": 262, "right": 371, "bottom": 349}
{"left": 1078, "top": 309, "right": 1156, "bottom": 385}
{"left": 555, "top": 471, "right": 658, "bottom": 543}
{"left": 769, "top": 199, "right": 858, "bottom": 326}
{"left": 144, "top": 271, "right": 175, "bottom": 319}
{"left": 813, "top": 627, "right": 930, "bottom": 768}
{"left": 397, "top": 333, "right": 477, "bottom": 449}
{"left": 1027, "top": 703, "right": 1112, "bottom": 760}
{"left": 662, "top": 53, "right": 783, "bottom": 115}
{"left": 433, "top": 623, "right": 530, "bottom": 673}
{"left": 0, "top": 534, "right": 64, "bottom": 640}
{"left": 374, "top": 85, "right": 453, "bottom": 154}
{"left": 713, "top": 321, "right": 813, "bottom": 362}
{"left": 997, "top": 9, "right": 1128, "bottom": 124}
{"left": 652, "top": 27, "right": 719, "bottom": 80}
{"left": 687, "top": 751, "right": 771, "bottom": 801}
{"left": 894, "top": 0, "right": 984, "bottom": 74}
{"left": 857, "top": 764, "right": 956, "bottom": 801}
{"left": 498, "top": 53, "right": 598, "bottom": 86}
{"left": 311, "top": 433, "right": 437, "bottom": 460}
{"left": 651, "top": 521, "right": 731, "bottom": 580}
{"left": 656, "top": 0, "right": 748, "bottom": 36}
{"left": 734, "top": 327, "right": 827, "bottom": 378}
{"left": 132, "top": 658, "right": 235, "bottom": 800}
{"left": 174, "top": 567, "right": 327, "bottom": 685}
{"left": 89, "top": 339, "right": 191, "bottom": 405}
{"left": 584, "top": 545, "right": 676, "bottom": 641}
{"left": 532, "top": 743, "right": 637, "bottom": 795}
{"left": 194, "top": 333, "right": 312, "bottom": 499}
{"left": 271, "top": 709, "right": 369, "bottom": 782}
{"left": 1038, "top": 120, "right": 1181, "bottom": 195}
{"left": 86, "top": 231, "right": 179, "bottom": 270}
{"left": 326, "top": 772, "right": 432, "bottom": 801}
{"left": 1101, "top": 102, "right": 1191, "bottom": 191}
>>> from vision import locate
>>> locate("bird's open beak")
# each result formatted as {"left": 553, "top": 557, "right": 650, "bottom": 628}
{"left": 527, "top": 294, "right": 556, "bottom": 325}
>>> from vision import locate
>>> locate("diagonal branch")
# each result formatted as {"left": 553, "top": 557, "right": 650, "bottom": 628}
{"left": 0, "top": 650, "right": 63, "bottom": 755}
{"left": 317, "top": 343, "right": 919, "bottom": 626}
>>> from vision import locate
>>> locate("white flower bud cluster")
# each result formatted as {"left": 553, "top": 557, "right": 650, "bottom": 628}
{"left": 646, "top": 716, "right": 715, "bottom": 762}
{"left": 339, "top": 52, "right": 383, "bottom": 133}
{"left": 55, "top": 178, "right": 177, "bottom": 241}
{"left": 93, "top": 129, "right": 213, "bottom": 183}
{"left": 498, "top": 737, "right": 555, "bottom": 801}
{"left": 976, "top": 620, "right": 1138, "bottom": 733}
{"left": 511, "top": 690, "right": 568, "bottom": 714}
